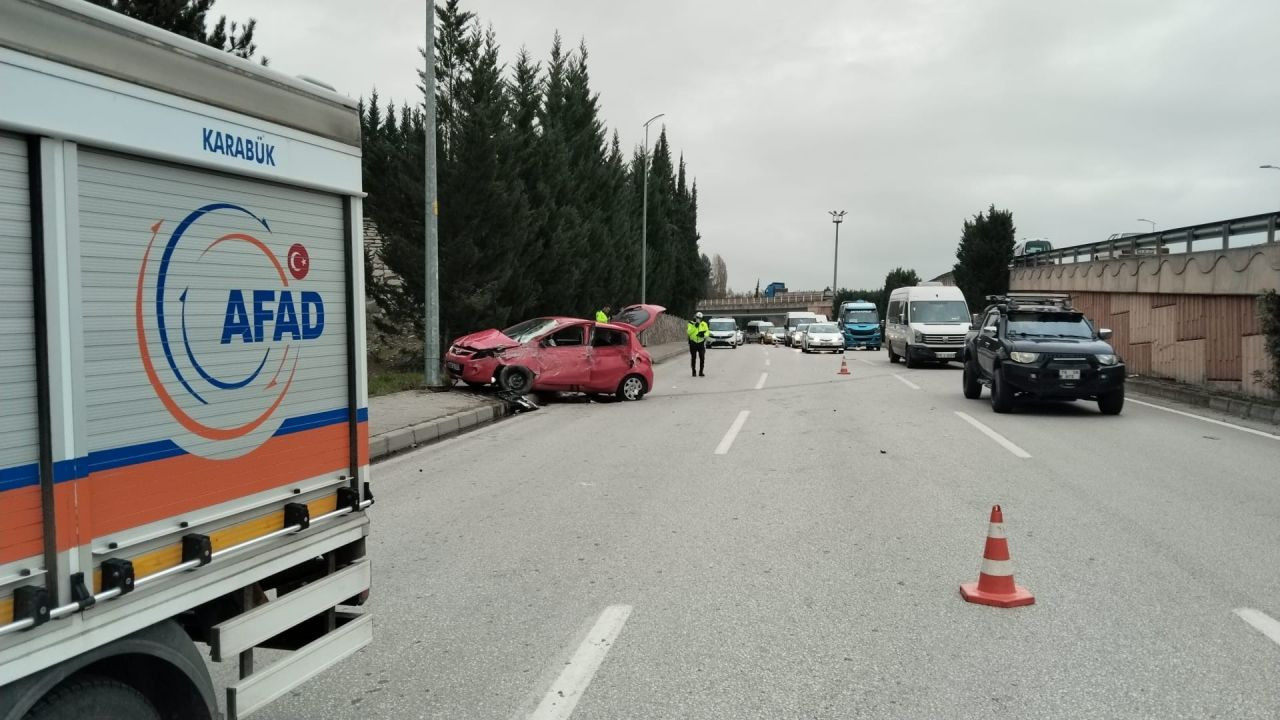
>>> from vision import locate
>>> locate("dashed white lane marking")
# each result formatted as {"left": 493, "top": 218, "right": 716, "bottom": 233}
{"left": 855, "top": 357, "right": 877, "bottom": 366}
{"left": 1235, "top": 608, "right": 1280, "bottom": 648}
{"left": 1129, "top": 399, "right": 1280, "bottom": 440}
{"left": 715, "top": 410, "right": 751, "bottom": 455}
{"left": 893, "top": 374, "right": 921, "bottom": 390}
{"left": 528, "top": 605, "right": 633, "bottom": 720}
{"left": 954, "top": 411, "right": 1031, "bottom": 458}
{"left": 754, "top": 372, "right": 768, "bottom": 390}
{"left": 765, "top": 357, "right": 771, "bottom": 366}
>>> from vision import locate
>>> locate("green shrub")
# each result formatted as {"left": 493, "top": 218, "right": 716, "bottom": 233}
{"left": 1257, "top": 290, "right": 1280, "bottom": 395}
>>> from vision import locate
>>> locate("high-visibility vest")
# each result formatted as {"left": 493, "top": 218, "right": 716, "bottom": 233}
{"left": 687, "top": 321, "right": 709, "bottom": 342}
{"left": 595, "top": 310, "right": 609, "bottom": 323}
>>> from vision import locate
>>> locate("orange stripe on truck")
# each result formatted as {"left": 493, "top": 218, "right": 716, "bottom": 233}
{"left": 0, "top": 422, "right": 367, "bottom": 566}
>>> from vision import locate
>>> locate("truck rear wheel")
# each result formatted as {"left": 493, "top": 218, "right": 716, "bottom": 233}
{"left": 24, "top": 675, "right": 161, "bottom": 720}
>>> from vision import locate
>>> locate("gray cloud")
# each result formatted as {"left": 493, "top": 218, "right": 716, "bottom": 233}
{"left": 217, "top": 0, "right": 1280, "bottom": 292}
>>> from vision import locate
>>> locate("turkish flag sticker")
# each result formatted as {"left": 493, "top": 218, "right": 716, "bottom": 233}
{"left": 287, "top": 243, "right": 310, "bottom": 280}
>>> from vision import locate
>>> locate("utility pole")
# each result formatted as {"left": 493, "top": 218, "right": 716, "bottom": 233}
{"left": 1137, "top": 218, "right": 1156, "bottom": 233}
{"left": 423, "top": 0, "right": 443, "bottom": 386}
{"left": 641, "top": 113, "right": 664, "bottom": 304}
{"left": 829, "top": 210, "right": 846, "bottom": 299}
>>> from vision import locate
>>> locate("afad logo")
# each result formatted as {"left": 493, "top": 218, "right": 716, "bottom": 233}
{"left": 135, "top": 202, "right": 325, "bottom": 457}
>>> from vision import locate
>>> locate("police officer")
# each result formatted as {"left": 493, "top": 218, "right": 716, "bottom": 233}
{"left": 687, "top": 311, "right": 709, "bottom": 377}
{"left": 595, "top": 305, "right": 612, "bottom": 323}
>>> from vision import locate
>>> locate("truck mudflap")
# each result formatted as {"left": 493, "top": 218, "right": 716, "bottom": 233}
{"left": 225, "top": 613, "right": 372, "bottom": 719}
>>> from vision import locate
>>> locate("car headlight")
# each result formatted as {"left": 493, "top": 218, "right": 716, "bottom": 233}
{"left": 1009, "top": 351, "right": 1040, "bottom": 364}
{"left": 1096, "top": 354, "right": 1118, "bottom": 366}
{"left": 912, "top": 329, "right": 923, "bottom": 343}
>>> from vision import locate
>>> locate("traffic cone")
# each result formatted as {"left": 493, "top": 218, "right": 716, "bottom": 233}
{"left": 959, "top": 505, "right": 1034, "bottom": 608}
{"left": 837, "top": 356, "right": 850, "bottom": 375}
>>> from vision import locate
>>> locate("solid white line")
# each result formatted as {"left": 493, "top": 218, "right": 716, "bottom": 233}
{"left": 954, "top": 411, "right": 1031, "bottom": 458}
{"left": 715, "top": 410, "right": 751, "bottom": 455}
{"left": 1129, "top": 399, "right": 1280, "bottom": 440}
{"left": 528, "top": 605, "right": 633, "bottom": 720}
{"left": 754, "top": 372, "right": 768, "bottom": 390}
{"left": 893, "top": 374, "right": 921, "bottom": 390}
{"left": 1235, "top": 608, "right": 1280, "bottom": 647}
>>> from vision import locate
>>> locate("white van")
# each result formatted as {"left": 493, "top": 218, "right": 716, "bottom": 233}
{"left": 784, "top": 312, "right": 818, "bottom": 347}
{"left": 884, "top": 284, "right": 971, "bottom": 367}
{"left": 707, "top": 317, "right": 740, "bottom": 348}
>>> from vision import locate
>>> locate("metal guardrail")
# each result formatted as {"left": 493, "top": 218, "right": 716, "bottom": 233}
{"left": 1010, "top": 212, "right": 1280, "bottom": 267}
{"left": 697, "top": 291, "right": 830, "bottom": 310}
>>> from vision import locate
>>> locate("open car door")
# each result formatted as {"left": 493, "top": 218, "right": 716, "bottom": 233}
{"left": 610, "top": 304, "right": 666, "bottom": 334}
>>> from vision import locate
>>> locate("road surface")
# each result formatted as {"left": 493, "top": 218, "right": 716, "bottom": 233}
{"left": 229, "top": 343, "right": 1280, "bottom": 719}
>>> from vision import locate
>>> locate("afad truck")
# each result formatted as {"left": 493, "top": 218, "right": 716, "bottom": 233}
{"left": 0, "top": 2, "right": 372, "bottom": 718}
{"left": 838, "top": 300, "right": 880, "bottom": 350}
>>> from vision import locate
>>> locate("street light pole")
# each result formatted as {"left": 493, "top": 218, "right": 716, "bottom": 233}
{"left": 641, "top": 113, "right": 664, "bottom": 304}
{"left": 1137, "top": 218, "right": 1156, "bottom": 233}
{"left": 829, "top": 210, "right": 846, "bottom": 298}
{"left": 1260, "top": 165, "right": 1280, "bottom": 208}
{"left": 423, "top": 0, "right": 443, "bottom": 386}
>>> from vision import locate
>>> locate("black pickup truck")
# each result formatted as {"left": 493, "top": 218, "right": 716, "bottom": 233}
{"left": 961, "top": 294, "right": 1126, "bottom": 414}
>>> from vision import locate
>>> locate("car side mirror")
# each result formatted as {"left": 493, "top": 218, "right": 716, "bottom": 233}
{"left": 982, "top": 326, "right": 998, "bottom": 336}
{"left": 1098, "top": 328, "right": 1113, "bottom": 341}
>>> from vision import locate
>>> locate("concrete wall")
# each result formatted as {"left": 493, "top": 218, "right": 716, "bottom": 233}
{"left": 641, "top": 313, "right": 690, "bottom": 346}
{"left": 1010, "top": 243, "right": 1280, "bottom": 296}
{"left": 1063, "top": 291, "right": 1273, "bottom": 399}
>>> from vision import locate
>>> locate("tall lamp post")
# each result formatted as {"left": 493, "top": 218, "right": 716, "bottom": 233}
{"left": 1260, "top": 165, "right": 1280, "bottom": 208}
{"left": 641, "top": 113, "right": 665, "bottom": 304}
{"left": 1137, "top": 218, "right": 1156, "bottom": 233}
{"left": 829, "top": 210, "right": 846, "bottom": 298}
{"left": 423, "top": 0, "right": 442, "bottom": 386}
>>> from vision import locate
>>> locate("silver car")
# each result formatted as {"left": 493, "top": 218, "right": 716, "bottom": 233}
{"left": 802, "top": 323, "right": 844, "bottom": 353}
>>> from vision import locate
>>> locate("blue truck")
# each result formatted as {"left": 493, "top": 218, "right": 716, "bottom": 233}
{"left": 839, "top": 299, "right": 881, "bottom": 350}
{"left": 763, "top": 282, "right": 788, "bottom": 298}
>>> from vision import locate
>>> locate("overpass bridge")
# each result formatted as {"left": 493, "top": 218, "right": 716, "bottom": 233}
{"left": 695, "top": 291, "right": 833, "bottom": 325}
{"left": 1010, "top": 211, "right": 1279, "bottom": 401}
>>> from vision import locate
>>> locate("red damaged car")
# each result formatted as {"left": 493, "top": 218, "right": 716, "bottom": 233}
{"left": 445, "top": 304, "right": 665, "bottom": 401}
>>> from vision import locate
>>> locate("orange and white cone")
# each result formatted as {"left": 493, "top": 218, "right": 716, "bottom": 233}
{"left": 959, "top": 505, "right": 1034, "bottom": 608}
{"left": 837, "top": 356, "right": 850, "bottom": 375}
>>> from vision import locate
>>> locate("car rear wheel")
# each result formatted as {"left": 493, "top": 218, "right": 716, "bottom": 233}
{"left": 1097, "top": 387, "right": 1125, "bottom": 415}
{"left": 498, "top": 365, "right": 533, "bottom": 394}
{"left": 990, "top": 367, "right": 1014, "bottom": 413}
{"left": 962, "top": 359, "right": 982, "bottom": 399}
{"left": 617, "top": 374, "right": 647, "bottom": 401}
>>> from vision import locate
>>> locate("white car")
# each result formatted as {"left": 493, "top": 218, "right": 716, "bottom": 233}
{"left": 791, "top": 324, "right": 810, "bottom": 348}
{"left": 707, "top": 317, "right": 740, "bottom": 348}
{"left": 802, "top": 323, "right": 844, "bottom": 353}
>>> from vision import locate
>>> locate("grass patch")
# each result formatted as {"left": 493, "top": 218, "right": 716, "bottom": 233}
{"left": 368, "top": 370, "right": 424, "bottom": 397}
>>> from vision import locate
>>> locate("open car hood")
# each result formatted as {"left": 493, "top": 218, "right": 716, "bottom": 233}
{"left": 452, "top": 328, "right": 518, "bottom": 351}
{"left": 609, "top": 304, "right": 666, "bottom": 333}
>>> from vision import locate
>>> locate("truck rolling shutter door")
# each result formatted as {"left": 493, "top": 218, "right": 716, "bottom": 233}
{"left": 0, "top": 134, "right": 41, "bottom": 575}
{"left": 76, "top": 149, "right": 349, "bottom": 539}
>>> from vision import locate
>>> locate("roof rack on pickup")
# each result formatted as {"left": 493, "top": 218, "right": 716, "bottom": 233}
{"left": 984, "top": 293, "right": 1075, "bottom": 311}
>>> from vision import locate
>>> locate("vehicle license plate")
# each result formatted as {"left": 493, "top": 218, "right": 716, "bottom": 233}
{"left": 1060, "top": 369, "right": 1081, "bottom": 380}
{"left": 936, "top": 352, "right": 955, "bottom": 359}
{"left": 446, "top": 362, "right": 462, "bottom": 372}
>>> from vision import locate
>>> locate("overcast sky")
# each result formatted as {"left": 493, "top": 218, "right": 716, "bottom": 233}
{"left": 217, "top": 0, "right": 1280, "bottom": 292}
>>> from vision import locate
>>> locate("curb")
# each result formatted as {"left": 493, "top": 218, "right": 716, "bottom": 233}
{"left": 368, "top": 401, "right": 509, "bottom": 462}
{"left": 1126, "top": 377, "right": 1280, "bottom": 426}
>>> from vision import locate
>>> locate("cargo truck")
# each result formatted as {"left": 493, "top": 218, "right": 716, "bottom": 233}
{"left": 0, "top": 2, "right": 372, "bottom": 718}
